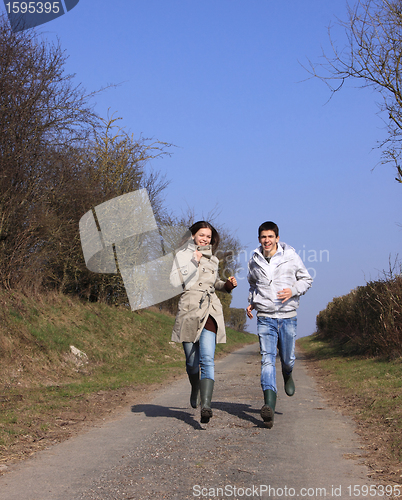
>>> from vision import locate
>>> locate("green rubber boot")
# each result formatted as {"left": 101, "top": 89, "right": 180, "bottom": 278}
{"left": 260, "top": 389, "right": 277, "bottom": 429}
{"left": 200, "top": 378, "right": 214, "bottom": 423}
{"left": 188, "top": 372, "right": 200, "bottom": 408}
{"left": 283, "top": 370, "right": 295, "bottom": 397}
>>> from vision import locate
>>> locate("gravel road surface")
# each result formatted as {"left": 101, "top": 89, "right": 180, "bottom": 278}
{"left": 0, "top": 343, "right": 379, "bottom": 500}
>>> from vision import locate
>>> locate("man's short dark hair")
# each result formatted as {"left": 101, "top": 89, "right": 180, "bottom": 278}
{"left": 258, "top": 221, "right": 279, "bottom": 238}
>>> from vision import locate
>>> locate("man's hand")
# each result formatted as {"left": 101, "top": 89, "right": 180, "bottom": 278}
{"left": 277, "top": 288, "right": 292, "bottom": 303}
{"left": 246, "top": 304, "right": 254, "bottom": 319}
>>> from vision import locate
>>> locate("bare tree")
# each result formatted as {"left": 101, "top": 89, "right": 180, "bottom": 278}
{"left": 0, "top": 13, "right": 98, "bottom": 288}
{"left": 306, "top": 0, "right": 402, "bottom": 183}
{"left": 87, "top": 115, "right": 170, "bottom": 197}
{"left": 0, "top": 14, "right": 173, "bottom": 297}
{"left": 39, "top": 116, "right": 174, "bottom": 303}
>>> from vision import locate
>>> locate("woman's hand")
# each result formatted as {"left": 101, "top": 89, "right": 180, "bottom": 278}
{"left": 228, "top": 276, "right": 237, "bottom": 288}
{"left": 193, "top": 250, "right": 202, "bottom": 263}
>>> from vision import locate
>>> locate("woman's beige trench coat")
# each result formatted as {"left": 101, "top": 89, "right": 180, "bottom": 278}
{"left": 170, "top": 241, "right": 229, "bottom": 344}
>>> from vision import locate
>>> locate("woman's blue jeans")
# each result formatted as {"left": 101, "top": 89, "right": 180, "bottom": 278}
{"left": 182, "top": 328, "right": 216, "bottom": 380}
{"left": 257, "top": 316, "right": 297, "bottom": 393}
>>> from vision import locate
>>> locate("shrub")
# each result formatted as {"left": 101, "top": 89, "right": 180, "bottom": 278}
{"left": 316, "top": 275, "right": 402, "bottom": 357}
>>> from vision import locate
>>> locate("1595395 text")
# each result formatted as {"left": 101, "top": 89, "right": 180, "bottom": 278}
{"left": 5, "top": 2, "right": 61, "bottom": 14}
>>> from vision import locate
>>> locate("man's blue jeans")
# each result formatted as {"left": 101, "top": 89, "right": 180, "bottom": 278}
{"left": 257, "top": 316, "right": 297, "bottom": 393}
{"left": 183, "top": 328, "right": 216, "bottom": 380}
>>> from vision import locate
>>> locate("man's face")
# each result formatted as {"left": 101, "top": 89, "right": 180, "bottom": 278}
{"left": 258, "top": 230, "right": 279, "bottom": 258}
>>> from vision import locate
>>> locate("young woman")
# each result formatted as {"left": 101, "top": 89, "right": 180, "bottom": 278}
{"left": 170, "top": 221, "right": 237, "bottom": 423}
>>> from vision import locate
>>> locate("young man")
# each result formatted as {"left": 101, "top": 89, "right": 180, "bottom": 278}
{"left": 246, "top": 221, "right": 312, "bottom": 428}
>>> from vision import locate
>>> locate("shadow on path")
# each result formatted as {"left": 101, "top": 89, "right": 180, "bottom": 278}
{"left": 131, "top": 401, "right": 281, "bottom": 429}
{"left": 214, "top": 400, "right": 282, "bottom": 428}
{"left": 131, "top": 404, "right": 203, "bottom": 430}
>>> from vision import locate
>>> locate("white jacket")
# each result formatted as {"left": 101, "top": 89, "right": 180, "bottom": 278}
{"left": 247, "top": 242, "right": 312, "bottom": 317}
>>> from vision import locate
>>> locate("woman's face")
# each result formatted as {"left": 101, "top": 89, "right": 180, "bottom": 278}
{"left": 193, "top": 227, "right": 212, "bottom": 247}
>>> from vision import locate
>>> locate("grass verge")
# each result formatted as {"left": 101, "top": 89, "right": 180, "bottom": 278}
{"left": 0, "top": 290, "right": 257, "bottom": 468}
{"left": 297, "top": 334, "right": 402, "bottom": 486}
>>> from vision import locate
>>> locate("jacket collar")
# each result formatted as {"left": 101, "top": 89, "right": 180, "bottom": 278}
{"left": 197, "top": 245, "right": 212, "bottom": 259}
{"left": 187, "top": 240, "right": 213, "bottom": 259}
{"left": 253, "top": 242, "right": 290, "bottom": 263}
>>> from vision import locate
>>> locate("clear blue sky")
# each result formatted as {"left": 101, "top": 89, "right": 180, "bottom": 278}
{"left": 3, "top": 0, "right": 400, "bottom": 337}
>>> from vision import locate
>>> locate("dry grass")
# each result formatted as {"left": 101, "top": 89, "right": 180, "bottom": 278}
{"left": 298, "top": 335, "right": 402, "bottom": 488}
{"left": 0, "top": 289, "right": 257, "bottom": 469}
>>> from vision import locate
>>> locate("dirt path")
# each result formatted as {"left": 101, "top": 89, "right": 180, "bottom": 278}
{"left": 0, "top": 344, "right": 382, "bottom": 500}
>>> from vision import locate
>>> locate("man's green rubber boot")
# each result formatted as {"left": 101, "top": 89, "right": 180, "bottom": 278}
{"left": 200, "top": 378, "right": 214, "bottom": 423}
{"left": 260, "top": 389, "right": 277, "bottom": 429}
{"left": 188, "top": 372, "right": 200, "bottom": 408}
{"left": 283, "top": 370, "right": 295, "bottom": 397}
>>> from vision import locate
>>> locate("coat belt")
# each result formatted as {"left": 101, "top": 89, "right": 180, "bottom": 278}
{"left": 198, "top": 288, "right": 215, "bottom": 309}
